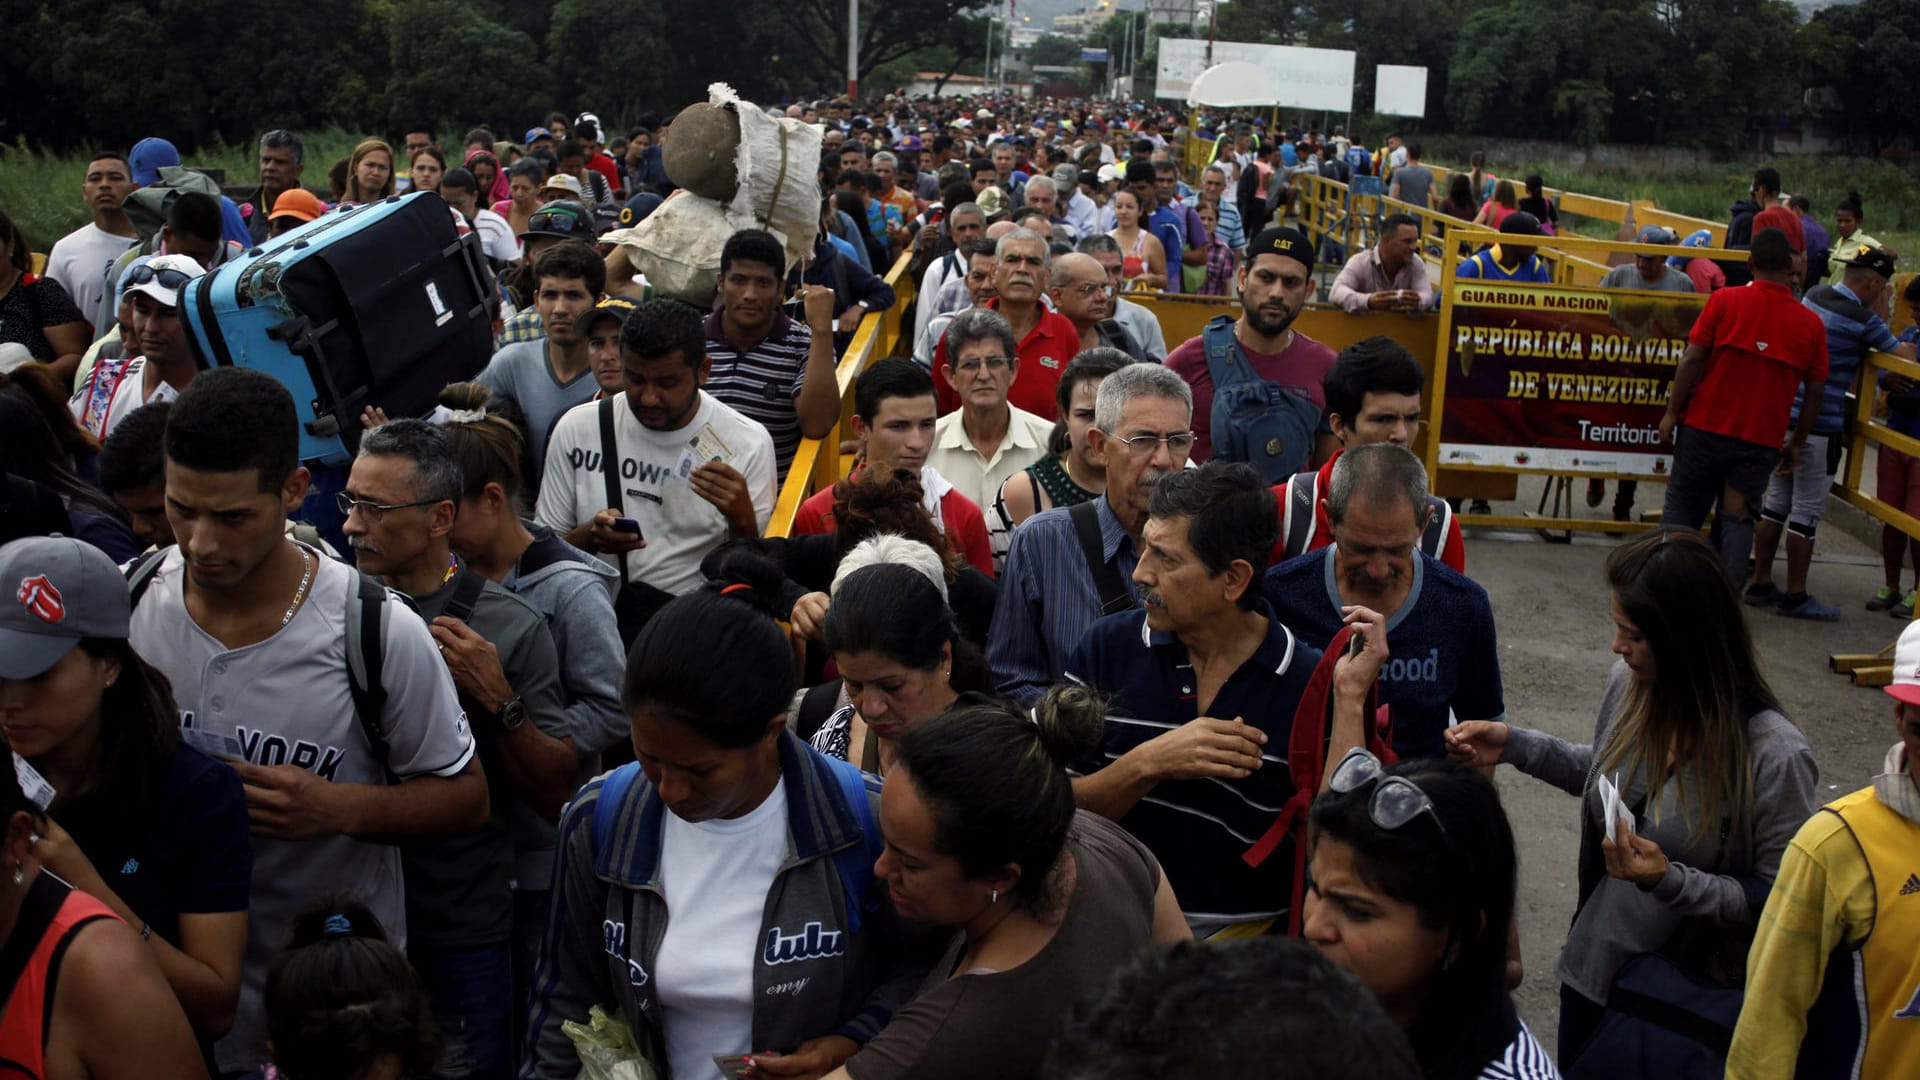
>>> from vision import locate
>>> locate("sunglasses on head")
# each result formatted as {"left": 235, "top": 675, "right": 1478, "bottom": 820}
{"left": 527, "top": 208, "right": 589, "bottom": 235}
{"left": 1327, "top": 747, "right": 1448, "bottom": 837}
{"left": 127, "top": 264, "right": 196, "bottom": 291}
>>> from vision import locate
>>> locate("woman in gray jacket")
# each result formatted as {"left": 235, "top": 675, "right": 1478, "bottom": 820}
{"left": 521, "top": 581, "right": 927, "bottom": 1080}
{"left": 1447, "top": 529, "right": 1817, "bottom": 1068}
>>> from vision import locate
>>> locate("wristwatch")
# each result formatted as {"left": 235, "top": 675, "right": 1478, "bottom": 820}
{"left": 495, "top": 696, "right": 527, "bottom": 732}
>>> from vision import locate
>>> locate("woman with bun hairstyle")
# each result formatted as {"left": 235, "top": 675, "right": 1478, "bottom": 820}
{"left": 433, "top": 382, "right": 626, "bottom": 759}
{"left": 0, "top": 650, "right": 208, "bottom": 1079}
{"left": 263, "top": 900, "right": 437, "bottom": 1080}
{"left": 822, "top": 689, "right": 1190, "bottom": 1080}
{"left": 812, "top": 553, "right": 994, "bottom": 774}
{"left": 1306, "top": 753, "right": 1557, "bottom": 1080}
{"left": 523, "top": 580, "right": 930, "bottom": 1080}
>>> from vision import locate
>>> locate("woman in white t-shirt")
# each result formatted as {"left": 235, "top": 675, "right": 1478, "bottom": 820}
{"left": 523, "top": 577, "right": 926, "bottom": 1080}
{"left": 1304, "top": 752, "right": 1560, "bottom": 1080}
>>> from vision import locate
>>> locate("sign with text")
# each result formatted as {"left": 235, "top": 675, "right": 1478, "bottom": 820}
{"left": 1154, "top": 38, "right": 1356, "bottom": 111}
{"left": 1438, "top": 282, "right": 1704, "bottom": 476}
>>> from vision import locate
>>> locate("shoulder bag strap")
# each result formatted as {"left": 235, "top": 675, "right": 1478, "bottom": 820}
{"left": 1069, "top": 501, "right": 1133, "bottom": 615}
{"left": 598, "top": 396, "right": 628, "bottom": 588}
{"left": 441, "top": 567, "right": 488, "bottom": 624}
{"left": 345, "top": 573, "right": 395, "bottom": 782}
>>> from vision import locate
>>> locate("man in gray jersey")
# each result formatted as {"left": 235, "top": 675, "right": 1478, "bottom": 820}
{"left": 129, "top": 368, "right": 487, "bottom": 1075}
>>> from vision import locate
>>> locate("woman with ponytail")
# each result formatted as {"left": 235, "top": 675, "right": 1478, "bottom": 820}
{"left": 824, "top": 689, "right": 1191, "bottom": 1080}
{"left": 263, "top": 900, "right": 438, "bottom": 1080}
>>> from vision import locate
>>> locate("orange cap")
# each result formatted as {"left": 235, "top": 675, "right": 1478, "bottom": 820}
{"left": 269, "top": 188, "right": 328, "bottom": 223}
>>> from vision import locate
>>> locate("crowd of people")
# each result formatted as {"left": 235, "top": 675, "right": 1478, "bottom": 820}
{"left": 0, "top": 92, "right": 1917, "bottom": 1080}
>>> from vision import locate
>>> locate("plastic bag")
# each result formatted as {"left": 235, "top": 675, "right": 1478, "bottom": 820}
{"left": 561, "top": 1004, "right": 657, "bottom": 1080}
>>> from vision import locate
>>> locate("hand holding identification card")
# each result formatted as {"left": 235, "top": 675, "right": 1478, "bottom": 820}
{"left": 712, "top": 1054, "right": 752, "bottom": 1079}
{"left": 1597, "top": 772, "right": 1635, "bottom": 840}
{"left": 179, "top": 725, "right": 245, "bottom": 761}
{"left": 13, "top": 752, "right": 55, "bottom": 811}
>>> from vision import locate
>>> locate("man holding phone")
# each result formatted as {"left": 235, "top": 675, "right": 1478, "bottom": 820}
{"left": 1328, "top": 214, "right": 1433, "bottom": 314}
{"left": 538, "top": 299, "right": 777, "bottom": 622}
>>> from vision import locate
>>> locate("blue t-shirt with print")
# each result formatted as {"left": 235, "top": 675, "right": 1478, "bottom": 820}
{"left": 1148, "top": 204, "right": 1186, "bottom": 289}
{"left": 1262, "top": 548, "right": 1505, "bottom": 760}
{"left": 1796, "top": 282, "right": 1903, "bottom": 434}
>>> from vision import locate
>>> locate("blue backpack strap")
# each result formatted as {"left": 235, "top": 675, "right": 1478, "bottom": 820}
{"left": 1281, "top": 471, "right": 1318, "bottom": 561}
{"left": 1201, "top": 315, "right": 1246, "bottom": 455}
{"left": 823, "top": 755, "right": 882, "bottom": 934}
{"left": 591, "top": 762, "right": 644, "bottom": 859}
{"left": 1420, "top": 495, "right": 1452, "bottom": 561}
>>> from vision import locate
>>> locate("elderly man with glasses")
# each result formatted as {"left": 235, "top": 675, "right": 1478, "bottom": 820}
{"left": 928, "top": 309, "right": 1058, "bottom": 568}
{"left": 1049, "top": 252, "right": 1148, "bottom": 362}
{"left": 989, "top": 363, "right": 1199, "bottom": 706}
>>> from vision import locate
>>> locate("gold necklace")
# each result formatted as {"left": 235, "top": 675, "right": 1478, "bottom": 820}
{"left": 280, "top": 549, "right": 315, "bottom": 628}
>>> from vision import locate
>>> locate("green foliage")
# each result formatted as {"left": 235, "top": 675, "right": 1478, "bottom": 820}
{"left": 1794, "top": 0, "right": 1920, "bottom": 152}
{"left": 385, "top": 0, "right": 546, "bottom": 135}
{"left": 1028, "top": 33, "right": 1085, "bottom": 68}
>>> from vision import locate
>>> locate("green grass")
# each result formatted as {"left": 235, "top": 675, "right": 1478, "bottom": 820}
{"left": 1, "top": 130, "right": 369, "bottom": 253}
{"left": 1407, "top": 136, "right": 1920, "bottom": 260}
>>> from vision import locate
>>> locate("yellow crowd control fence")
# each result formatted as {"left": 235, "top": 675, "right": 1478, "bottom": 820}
{"left": 764, "top": 251, "right": 917, "bottom": 539}
{"left": 1830, "top": 347, "right": 1920, "bottom": 685}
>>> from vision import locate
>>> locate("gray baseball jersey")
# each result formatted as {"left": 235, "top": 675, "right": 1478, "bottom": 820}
{"left": 128, "top": 546, "right": 474, "bottom": 1074}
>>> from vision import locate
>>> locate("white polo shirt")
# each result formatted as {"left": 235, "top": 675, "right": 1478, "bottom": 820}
{"left": 128, "top": 546, "right": 474, "bottom": 1074}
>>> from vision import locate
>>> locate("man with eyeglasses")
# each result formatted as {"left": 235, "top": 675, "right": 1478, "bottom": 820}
{"left": 1049, "top": 252, "right": 1147, "bottom": 362}
{"left": 1265, "top": 444, "right": 1505, "bottom": 762}
{"left": 932, "top": 228, "right": 1077, "bottom": 418}
{"left": 927, "top": 310, "right": 1056, "bottom": 565}
{"left": 1077, "top": 235, "right": 1167, "bottom": 363}
{"left": 1271, "top": 337, "right": 1465, "bottom": 572}
{"left": 69, "top": 253, "right": 205, "bottom": 441}
{"left": 990, "top": 363, "right": 1196, "bottom": 706}
{"left": 129, "top": 369, "right": 485, "bottom": 1076}
{"left": 1065, "top": 461, "right": 1391, "bottom": 936}
{"left": 340, "top": 418, "right": 571, "bottom": 1077}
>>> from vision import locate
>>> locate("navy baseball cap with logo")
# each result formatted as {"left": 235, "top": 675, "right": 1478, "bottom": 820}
{"left": 0, "top": 537, "right": 131, "bottom": 680}
{"left": 1247, "top": 227, "right": 1314, "bottom": 272}
{"left": 1846, "top": 247, "right": 1897, "bottom": 279}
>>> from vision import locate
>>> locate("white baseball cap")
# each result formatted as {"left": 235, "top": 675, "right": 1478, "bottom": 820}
{"left": 124, "top": 253, "right": 207, "bottom": 310}
{"left": 1887, "top": 619, "right": 1920, "bottom": 706}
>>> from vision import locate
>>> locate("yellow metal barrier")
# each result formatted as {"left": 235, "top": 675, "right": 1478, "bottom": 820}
{"left": 764, "top": 251, "right": 917, "bottom": 539}
{"left": 1829, "top": 349, "right": 1920, "bottom": 684}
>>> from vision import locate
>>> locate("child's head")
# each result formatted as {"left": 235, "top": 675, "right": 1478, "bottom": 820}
{"left": 265, "top": 899, "right": 438, "bottom": 1080}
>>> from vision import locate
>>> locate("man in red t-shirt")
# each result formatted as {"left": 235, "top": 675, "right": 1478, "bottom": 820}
{"left": 793, "top": 357, "right": 995, "bottom": 577}
{"left": 933, "top": 228, "right": 1077, "bottom": 419}
{"left": 1165, "top": 227, "right": 1340, "bottom": 464}
{"left": 1659, "top": 227, "right": 1830, "bottom": 581}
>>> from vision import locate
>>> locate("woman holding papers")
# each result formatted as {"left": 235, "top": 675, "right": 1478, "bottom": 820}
{"left": 1447, "top": 529, "right": 1817, "bottom": 1073}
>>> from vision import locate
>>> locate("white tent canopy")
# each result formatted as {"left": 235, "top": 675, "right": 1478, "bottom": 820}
{"left": 1184, "top": 61, "right": 1280, "bottom": 108}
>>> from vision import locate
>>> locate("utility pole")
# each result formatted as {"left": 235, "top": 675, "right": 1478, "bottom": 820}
{"left": 984, "top": 7, "right": 995, "bottom": 91}
{"left": 847, "top": 0, "right": 859, "bottom": 99}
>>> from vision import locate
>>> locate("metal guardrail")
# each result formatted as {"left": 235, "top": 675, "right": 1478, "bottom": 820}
{"left": 1830, "top": 349, "right": 1920, "bottom": 685}
{"left": 764, "top": 250, "right": 917, "bottom": 539}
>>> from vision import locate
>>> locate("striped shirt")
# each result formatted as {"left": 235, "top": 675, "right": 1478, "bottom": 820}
{"left": 988, "top": 495, "right": 1140, "bottom": 708}
{"left": 1479, "top": 1021, "right": 1560, "bottom": 1079}
{"left": 1063, "top": 601, "right": 1318, "bottom": 927}
{"left": 703, "top": 310, "right": 813, "bottom": 479}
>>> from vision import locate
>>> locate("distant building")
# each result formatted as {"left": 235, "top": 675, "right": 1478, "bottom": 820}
{"left": 906, "top": 72, "right": 1036, "bottom": 99}
{"left": 1053, "top": 5, "right": 1117, "bottom": 36}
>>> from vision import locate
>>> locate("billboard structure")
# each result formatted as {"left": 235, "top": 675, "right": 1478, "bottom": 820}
{"left": 1154, "top": 38, "right": 1356, "bottom": 113}
{"left": 1374, "top": 64, "right": 1428, "bottom": 117}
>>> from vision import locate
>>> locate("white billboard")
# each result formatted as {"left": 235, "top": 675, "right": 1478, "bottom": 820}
{"left": 1374, "top": 64, "right": 1428, "bottom": 117}
{"left": 1154, "top": 38, "right": 1356, "bottom": 113}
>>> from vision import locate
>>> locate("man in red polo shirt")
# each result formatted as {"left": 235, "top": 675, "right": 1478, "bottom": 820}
{"left": 1165, "top": 227, "right": 1339, "bottom": 468}
{"left": 933, "top": 227, "right": 1077, "bottom": 418}
{"left": 1659, "top": 227, "right": 1830, "bottom": 582}
{"left": 1272, "top": 336, "right": 1465, "bottom": 572}
{"left": 794, "top": 357, "right": 995, "bottom": 576}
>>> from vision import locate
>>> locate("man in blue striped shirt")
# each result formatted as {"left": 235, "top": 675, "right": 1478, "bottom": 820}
{"left": 988, "top": 362, "right": 1192, "bottom": 706}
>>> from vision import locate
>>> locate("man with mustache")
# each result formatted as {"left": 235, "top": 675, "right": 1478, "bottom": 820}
{"left": 932, "top": 228, "right": 1078, "bottom": 419}
{"left": 1165, "top": 227, "right": 1339, "bottom": 467}
{"left": 988, "top": 363, "right": 1194, "bottom": 707}
{"left": 1264, "top": 444, "right": 1505, "bottom": 762}
{"left": 1064, "top": 461, "right": 1390, "bottom": 936}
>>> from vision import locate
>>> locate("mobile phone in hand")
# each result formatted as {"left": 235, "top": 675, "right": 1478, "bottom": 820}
{"left": 713, "top": 1054, "right": 752, "bottom": 1079}
{"left": 611, "top": 517, "right": 643, "bottom": 538}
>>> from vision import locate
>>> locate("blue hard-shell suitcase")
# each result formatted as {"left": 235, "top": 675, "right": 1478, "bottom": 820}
{"left": 180, "top": 192, "right": 497, "bottom": 466}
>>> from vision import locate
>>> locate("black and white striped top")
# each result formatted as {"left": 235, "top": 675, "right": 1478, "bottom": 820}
{"left": 1479, "top": 1021, "right": 1561, "bottom": 1079}
{"left": 702, "top": 310, "right": 812, "bottom": 480}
